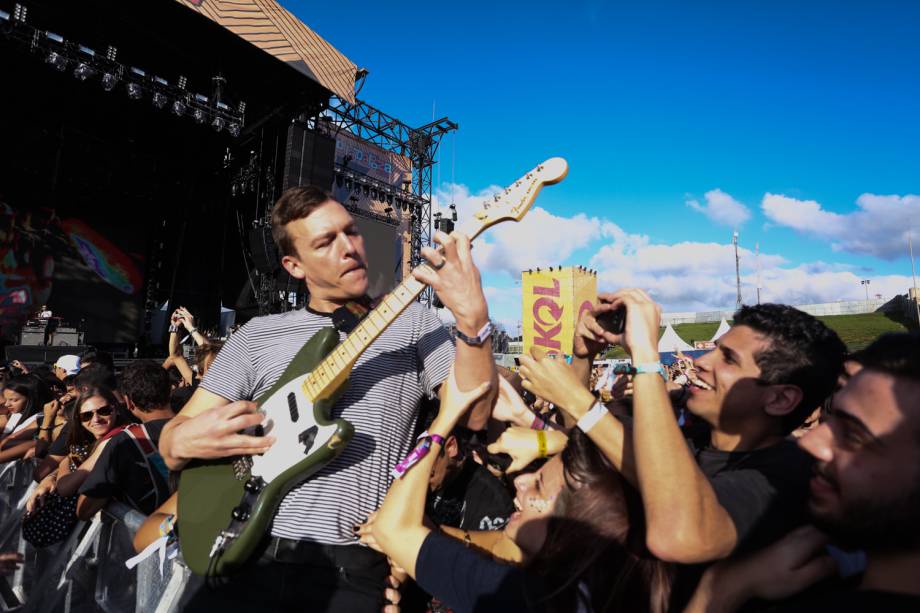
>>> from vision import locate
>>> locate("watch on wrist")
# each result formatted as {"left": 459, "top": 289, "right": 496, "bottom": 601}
{"left": 455, "top": 321, "right": 493, "bottom": 347}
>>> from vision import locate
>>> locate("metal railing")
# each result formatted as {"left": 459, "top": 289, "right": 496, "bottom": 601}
{"left": 0, "top": 462, "right": 192, "bottom": 613}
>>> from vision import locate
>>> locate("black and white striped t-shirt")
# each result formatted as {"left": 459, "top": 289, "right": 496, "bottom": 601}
{"left": 200, "top": 302, "right": 454, "bottom": 544}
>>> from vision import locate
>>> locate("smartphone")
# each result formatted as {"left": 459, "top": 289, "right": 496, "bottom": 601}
{"left": 595, "top": 307, "right": 626, "bottom": 335}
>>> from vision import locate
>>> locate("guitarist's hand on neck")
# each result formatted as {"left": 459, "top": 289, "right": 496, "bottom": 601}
{"left": 413, "top": 231, "right": 497, "bottom": 431}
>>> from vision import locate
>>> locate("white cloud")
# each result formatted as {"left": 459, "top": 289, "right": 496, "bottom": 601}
{"left": 431, "top": 183, "right": 915, "bottom": 325}
{"left": 686, "top": 189, "right": 751, "bottom": 228}
{"left": 761, "top": 192, "right": 920, "bottom": 260}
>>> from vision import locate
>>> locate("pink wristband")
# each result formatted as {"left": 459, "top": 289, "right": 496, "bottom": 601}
{"left": 391, "top": 433, "right": 445, "bottom": 479}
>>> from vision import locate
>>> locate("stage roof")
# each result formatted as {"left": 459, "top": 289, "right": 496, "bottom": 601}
{"left": 174, "top": 0, "right": 357, "bottom": 103}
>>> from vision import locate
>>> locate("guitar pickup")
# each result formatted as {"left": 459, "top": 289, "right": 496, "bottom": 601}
{"left": 287, "top": 392, "right": 299, "bottom": 422}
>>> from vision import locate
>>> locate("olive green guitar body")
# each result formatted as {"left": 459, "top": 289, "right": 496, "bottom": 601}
{"left": 178, "top": 328, "right": 353, "bottom": 577}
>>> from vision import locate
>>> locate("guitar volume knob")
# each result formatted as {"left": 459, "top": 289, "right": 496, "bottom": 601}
{"left": 232, "top": 505, "right": 251, "bottom": 522}
{"left": 244, "top": 477, "right": 264, "bottom": 494}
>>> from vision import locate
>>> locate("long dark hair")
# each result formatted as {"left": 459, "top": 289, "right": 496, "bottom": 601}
{"left": 526, "top": 429, "right": 673, "bottom": 613}
{"left": 66, "top": 386, "right": 123, "bottom": 452}
{"left": 2, "top": 375, "right": 50, "bottom": 421}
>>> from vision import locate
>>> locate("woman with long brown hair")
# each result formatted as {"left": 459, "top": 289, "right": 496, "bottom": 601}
{"left": 361, "top": 370, "right": 672, "bottom": 613}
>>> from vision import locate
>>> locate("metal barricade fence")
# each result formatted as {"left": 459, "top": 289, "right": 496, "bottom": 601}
{"left": 0, "top": 463, "right": 192, "bottom": 613}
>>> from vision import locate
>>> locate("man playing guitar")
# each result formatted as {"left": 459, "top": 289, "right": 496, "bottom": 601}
{"left": 159, "top": 186, "right": 497, "bottom": 611}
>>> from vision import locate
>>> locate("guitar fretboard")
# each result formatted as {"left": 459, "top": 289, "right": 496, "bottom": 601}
{"left": 302, "top": 273, "right": 427, "bottom": 400}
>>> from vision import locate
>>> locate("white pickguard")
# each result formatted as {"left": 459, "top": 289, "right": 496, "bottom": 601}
{"left": 249, "top": 375, "right": 339, "bottom": 484}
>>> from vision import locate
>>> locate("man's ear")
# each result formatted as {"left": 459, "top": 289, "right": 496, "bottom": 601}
{"left": 123, "top": 394, "right": 137, "bottom": 413}
{"left": 763, "top": 384, "right": 804, "bottom": 418}
{"left": 281, "top": 254, "right": 307, "bottom": 280}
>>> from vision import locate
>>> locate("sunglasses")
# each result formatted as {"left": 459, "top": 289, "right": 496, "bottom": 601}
{"left": 79, "top": 406, "right": 114, "bottom": 422}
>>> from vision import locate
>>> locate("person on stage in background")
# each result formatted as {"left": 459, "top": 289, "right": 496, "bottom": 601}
{"left": 37, "top": 305, "right": 52, "bottom": 319}
{"left": 159, "top": 185, "right": 497, "bottom": 613}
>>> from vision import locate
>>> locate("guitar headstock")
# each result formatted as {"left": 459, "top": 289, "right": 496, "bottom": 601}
{"left": 455, "top": 157, "right": 568, "bottom": 240}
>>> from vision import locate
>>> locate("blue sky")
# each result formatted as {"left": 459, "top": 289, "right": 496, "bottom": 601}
{"left": 285, "top": 0, "right": 920, "bottom": 326}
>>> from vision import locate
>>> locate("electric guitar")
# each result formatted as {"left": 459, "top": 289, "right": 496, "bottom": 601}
{"left": 177, "top": 157, "right": 569, "bottom": 577}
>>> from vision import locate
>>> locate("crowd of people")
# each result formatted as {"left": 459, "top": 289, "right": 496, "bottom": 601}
{"left": 1, "top": 185, "right": 918, "bottom": 612}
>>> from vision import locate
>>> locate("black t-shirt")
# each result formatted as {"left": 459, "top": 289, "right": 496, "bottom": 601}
{"left": 775, "top": 585, "right": 920, "bottom": 612}
{"left": 427, "top": 461, "right": 515, "bottom": 532}
{"left": 416, "top": 530, "right": 536, "bottom": 613}
{"left": 47, "top": 423, "right": 71, "bottom": 457}
{"left": 688, "top": 436, "right": 813, "bottom": 553}
{"left": 78, "top": 419, "right": 172, "bottom": 515}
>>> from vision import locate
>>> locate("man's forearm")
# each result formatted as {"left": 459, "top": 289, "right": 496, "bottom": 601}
{"left": 453, "top": 319, "right": 498, "bottom": 431}
{"left": 632, "top": 371, "right": 735, "bottom": 563}
{"left": 159, "top": 416, "right": 191, "bottom": 471}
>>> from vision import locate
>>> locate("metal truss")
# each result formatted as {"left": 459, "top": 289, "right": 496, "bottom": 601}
{"left": 323, "top": 96, "right": 457, "bottom": 306}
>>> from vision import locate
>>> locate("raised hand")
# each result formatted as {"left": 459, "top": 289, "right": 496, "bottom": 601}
{"left": 603, "top": 289, "right": 662, "bottom": 362}
{"left": 491, "top": 376, "right": 538, "bottom": 428}
{"left": 486, "top": 426, "right": 567, "bottom": 473}
{"left": 518, "top": 348, "right": 596, "bottom": 421}
{"left": 412, "top": 231, "right": 489, "bottom": 333}
{"left": 573, "top": 293, "right": 623, "bottom": 359}
{"left": 433, "top": 366, "right": 492, "bottom": 430}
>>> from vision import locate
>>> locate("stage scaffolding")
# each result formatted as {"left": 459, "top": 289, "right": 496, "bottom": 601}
{"left": 322, "top": 96, "right": 457, "bottom": 306}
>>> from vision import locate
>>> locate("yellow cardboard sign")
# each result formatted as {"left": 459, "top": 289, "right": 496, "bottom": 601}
{"left": 522, "top": 267, "right": 597, "bottom": 357}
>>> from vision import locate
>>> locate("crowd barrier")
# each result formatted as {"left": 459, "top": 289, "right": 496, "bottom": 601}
{"left": 0, "top": 462, "right": 192, "bottom": 612}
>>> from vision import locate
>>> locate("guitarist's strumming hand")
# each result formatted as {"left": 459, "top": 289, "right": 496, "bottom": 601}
{"left": 169, "top": 400, "right": 275, "bottom": 464}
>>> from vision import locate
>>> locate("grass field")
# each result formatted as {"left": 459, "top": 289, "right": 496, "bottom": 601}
{"left": 603, "top": 312, "right": 911, "bottom": 358}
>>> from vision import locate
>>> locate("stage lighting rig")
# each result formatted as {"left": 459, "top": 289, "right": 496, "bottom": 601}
{"left": 0, "top": 7, "right": 247, "bottom": 136}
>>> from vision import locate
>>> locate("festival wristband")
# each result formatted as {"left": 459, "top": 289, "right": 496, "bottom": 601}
{"left": 168, "top": 324, "right": 179, "bottom": 333}
{"left": 391, "top": 433, "right": 445, "bottom": 479}
{"left": 576, "top": 402, "right": 608, "bottom": 434}
{"left": 530, "top": 414, "right": 547, "bottom": 430}
{"left": 536, "top": 430, "right": 548, "bottom": 459}
{"left": 633, "top": 362, "right": 667, "bottom": 381}
{"left": 158, "top": 514, "right": 177, "bottom": 538}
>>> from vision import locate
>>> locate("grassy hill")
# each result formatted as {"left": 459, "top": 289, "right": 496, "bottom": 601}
{"left": 603, "top": 312, "right": 911, "bottom": 358}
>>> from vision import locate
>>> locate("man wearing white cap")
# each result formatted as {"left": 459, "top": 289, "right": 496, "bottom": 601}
{"left": 53, "top": 355, "right": 81, "bottom": 381}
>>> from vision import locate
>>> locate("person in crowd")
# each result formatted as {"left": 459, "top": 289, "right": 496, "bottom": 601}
{"left": 76, "top": 361, "right": 174, "bottom": 519}
{"left": 52, "top": 354, "right": 80, "bottom": 381}
{"left": 0, "top": 375, "right": 49, "bottom": 462}
{"left": 34, "top": 363, "right": 118, "bottom": 481}
{"left": 687, "top": 331, "right": 920, "bottom": 611}
{"left": 24, "top": 387, "right": 124, "bottom": 543}
{"left": 80, "top": 348, "right": 115, "bottom": 372}
{"left": 363, "top": 369, "right": 673, "bottom": 613}
{"left": 518, "top": 292, "right": 846, "bottom": 568}
{"left": 159, "top": 185, "right": 496, "bottom": 612}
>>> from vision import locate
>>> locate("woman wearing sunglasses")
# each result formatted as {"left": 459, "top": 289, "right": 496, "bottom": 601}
{"left": 24, "top": 387, "right": 124, "bottom": 543}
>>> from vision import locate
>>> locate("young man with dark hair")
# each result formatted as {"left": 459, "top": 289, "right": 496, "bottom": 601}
{"left": 520, "top": 292, "right": 845, "bottom": 565}
{"left": 159, "top": 186, "right": 497, "bottom": 612}
{"left": 76, "top": 361, "right": 173, "bottom": 518}
{"left": 687, "top": 332, "right": 920, "bottom": 611}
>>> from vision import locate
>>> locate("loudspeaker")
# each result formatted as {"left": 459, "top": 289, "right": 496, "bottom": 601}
{"left": 282, "top": 124, "right": 336, "bottom": 192}
{"left": 5, "top": 345, "right": 90, "bottom": 365}
{"left": 249, "top": 226, "right": 280, "bottom": 274}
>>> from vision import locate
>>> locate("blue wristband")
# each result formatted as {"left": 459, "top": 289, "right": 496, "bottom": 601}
{"left": 633, "top": 362, "right": 667, "bottom": 380}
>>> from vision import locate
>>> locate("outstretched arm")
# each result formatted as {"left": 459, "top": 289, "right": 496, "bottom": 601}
{"left": 610, "top": 289, "right": 736, "bottom": 564}
{"left": 414, "top": 231, "right": 498, "bottom": 431}
{"left": 366, "top": 369, "right": 491, "bottom": 578}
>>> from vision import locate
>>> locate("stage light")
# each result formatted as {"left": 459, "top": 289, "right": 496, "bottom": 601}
{"left": 0, "top": 9, "right": 9, "bottom": 21}
{"left": 371, "top": 188, "right": 378, "bottom": 199}
{"left": 73, "top": 63, "right": 93, "bottom": 81}
{"left": 101, "top": 72, "right": 118, "bottom": 91}
{"left": 227, "top": 122, "right": 241, "bottom": 137}
{"left": 171, "top": 99, "right": 187, "bottom": 116}
{"left": 152, "top": 92, "right": 168, "bottom": 109}
{"left": 193, "top": 108, "right": 206, "bottom": 124}
{"left": 126, "top": 82, "right": 143, "bottom": 100}
{"left": 449, "top": 203, "right": 457, "bottom": 221}
{"left": 212, "top": 116, "right": 225, "bottom": 132}
{"left": 344, "top": 178, "right": 352, "bottom": 190}
{"left": 46, "top": 51, "right": 67, "bottom": 71}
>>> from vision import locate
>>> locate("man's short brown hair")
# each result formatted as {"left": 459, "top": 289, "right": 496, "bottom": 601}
{"left": 271, "top": 185, "right": 335, "bottom": 257}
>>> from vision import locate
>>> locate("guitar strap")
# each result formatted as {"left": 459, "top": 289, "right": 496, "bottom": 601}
{"left": 330, "top": 296, "right": 375, "bottom": 334}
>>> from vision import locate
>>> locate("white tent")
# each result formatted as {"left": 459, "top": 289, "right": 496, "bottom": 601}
{"left": 710, "top": 318, "right": 731, "bottom": 342}
{"left": 658, "top": 323, "right": 694, "bottom": 353}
